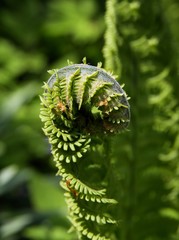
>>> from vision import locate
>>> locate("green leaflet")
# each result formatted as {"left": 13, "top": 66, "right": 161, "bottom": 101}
{"left": 39, "top": 60, "right": 130, "bottom": 239}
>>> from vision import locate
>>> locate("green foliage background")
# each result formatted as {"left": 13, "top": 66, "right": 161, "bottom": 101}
{"left": 0, "top": 0, "right": 178, "bottom": 240}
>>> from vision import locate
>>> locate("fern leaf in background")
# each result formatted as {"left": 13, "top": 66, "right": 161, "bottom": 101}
{"left": 102, "top": 0, "right": 179, "bottom": 239}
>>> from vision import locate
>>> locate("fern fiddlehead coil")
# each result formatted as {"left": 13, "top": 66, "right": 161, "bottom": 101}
{"left": 40, "top": 60, "right": 130, "bottom": 240}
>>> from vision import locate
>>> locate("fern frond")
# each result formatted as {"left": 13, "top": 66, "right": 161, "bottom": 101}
{"left": 39, "top": 60, "right": 130, "bottom": 239}
{"left": 61, "top": 177, "right": 106, "bottom": 197}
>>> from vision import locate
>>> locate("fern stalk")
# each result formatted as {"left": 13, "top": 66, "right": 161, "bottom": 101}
{"left": 103, "top": 0, "right": 121, "bottom": 76}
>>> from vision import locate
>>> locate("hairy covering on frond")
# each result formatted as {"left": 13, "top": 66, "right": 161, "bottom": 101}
{"left": 39, "top": 61, "right": 130, "bottom": 239}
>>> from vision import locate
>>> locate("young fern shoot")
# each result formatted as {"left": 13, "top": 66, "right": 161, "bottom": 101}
{"left": 39, "top": 59, "right": 130, "bottom": 240}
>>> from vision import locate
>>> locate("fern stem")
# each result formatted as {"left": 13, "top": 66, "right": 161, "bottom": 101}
{"left": 103, "top": 0, "right": 122, "bottom": 76}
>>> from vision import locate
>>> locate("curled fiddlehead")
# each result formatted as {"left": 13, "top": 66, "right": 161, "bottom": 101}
{"left": 39, "top": 59, "right": 130, "bottom": 240}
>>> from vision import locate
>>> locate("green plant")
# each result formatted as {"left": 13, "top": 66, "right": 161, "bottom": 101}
{"left": 1, "top": 0, "right": 179, "bottom": 239}
{"left": 39, "top": 58, "right": 130, "bottom": 239}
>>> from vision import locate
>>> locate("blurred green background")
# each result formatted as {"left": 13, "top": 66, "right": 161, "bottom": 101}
{"left": 0, "top": 0, "right": 178, "bottom": 240}
{"left": 0, "top": 1, "right": 105, "bottom": 239}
